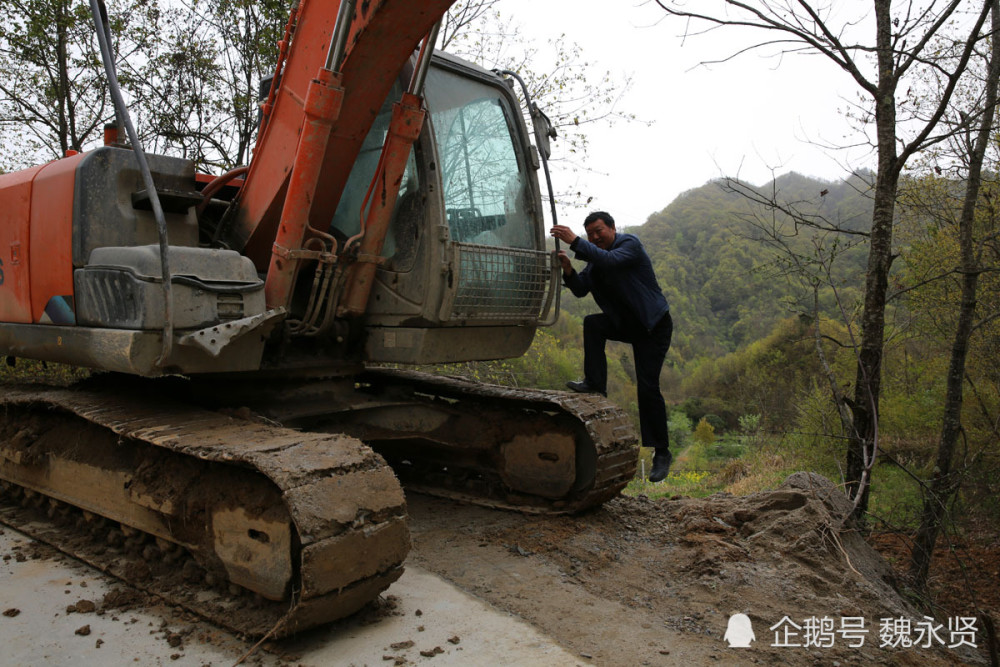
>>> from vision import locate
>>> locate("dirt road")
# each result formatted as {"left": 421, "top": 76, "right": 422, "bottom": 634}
{"left": 1, "top": 472, "right": 990, "bottom": 666}
{"left": 404, "top": 473, "right": 987, "bottom": 666}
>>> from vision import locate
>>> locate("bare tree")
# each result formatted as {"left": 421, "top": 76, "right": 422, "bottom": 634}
{"left": 189, "top": 0, "right": 288, "bottom": 168}
{"left": 122, "top": 0, "right": 287, "bottom": 170}
{"left": 442, "top": 0, "right": 643, "bottom": 206}
{"left": 440, "top": 0, "right": 502, "bottom": 50}
{"left": 723, "top": 172, "right": 870, "bottom": 442}
{"left": 908, "top": 0, "right": 1000, "bottom": 588}
{"left": 653, "top": 0, "right": 995, "bottom": 519}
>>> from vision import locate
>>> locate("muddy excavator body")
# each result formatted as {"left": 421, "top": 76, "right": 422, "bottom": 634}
{"left": 0, "top": 0, "right": 637, "bottom": 637}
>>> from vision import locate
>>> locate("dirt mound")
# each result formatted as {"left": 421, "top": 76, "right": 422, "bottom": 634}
{"left": 407, "top": 473, "right": 988, "bottom": 665}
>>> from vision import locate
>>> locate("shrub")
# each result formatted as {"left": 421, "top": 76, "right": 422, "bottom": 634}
{"left": 693, "top": 417, "right": 715, "bottom": 446}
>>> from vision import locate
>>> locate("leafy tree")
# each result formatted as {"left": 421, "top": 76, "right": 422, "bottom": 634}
{"left": 668, "top": 410, "right": 693, "bottom": 450}
{"left": 442, "top": 0, "right": 642, "bottom": 206}
{"left": 127, "top": 4, "right": 227, "bottom": 168}
{"left": 901, "top": 1, "right": 1000, "bottom": 586}
{"left": 121, "top": 0, "right": 287, "bottom": 170}
{"left": 203, "top": 0, "right": 287, "bottom": 167}
{"left": 738, "top": 413, "right": 762, "bottom": 447}
{"left": 0, "top": 0, "right": 157, "bottom": 168}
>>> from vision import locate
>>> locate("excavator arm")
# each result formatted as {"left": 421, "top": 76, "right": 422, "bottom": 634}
{"left": 225, "top": 0, "right": 455, "bottom": 275}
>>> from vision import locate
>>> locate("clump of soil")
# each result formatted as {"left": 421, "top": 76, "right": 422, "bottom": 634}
{"left": 102, "top": 588, "right": 148, "bottom": 612}
{"left": 66, "top": 600, "right": 96, "bottom": 614}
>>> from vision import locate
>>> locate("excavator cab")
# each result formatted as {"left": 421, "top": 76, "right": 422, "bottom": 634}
{"left": 353, "top": 53, "right": 558, "bottom": 365}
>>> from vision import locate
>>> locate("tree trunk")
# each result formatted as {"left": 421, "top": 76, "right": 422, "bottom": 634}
{"left": 910, "top": 269, "right": 979, "bottom": 585}
{"left": 55, "top": 0, "right": 71, "bottom": 155}
{"left": 649, "top": 0, "right": 994, "bottom": 525}
{"left": 910, "top": 0, "right": 1000, "bottom": 590}
{"left": 845, "top": 1, "right": 900, "bottom": 520}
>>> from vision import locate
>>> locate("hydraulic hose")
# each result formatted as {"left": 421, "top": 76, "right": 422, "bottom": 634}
{"left": 90, "top": 0, "right": 174, "bottom": 367}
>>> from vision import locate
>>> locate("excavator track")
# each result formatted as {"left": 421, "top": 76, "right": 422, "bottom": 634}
{"left": 184, "top": 368, "right": 640, "bottom": 514}
{"left": 0, "top": 383, "right": 409, "bottom": 638}
{"left": 355, "top": 369, "right": 639, "bottom": 513}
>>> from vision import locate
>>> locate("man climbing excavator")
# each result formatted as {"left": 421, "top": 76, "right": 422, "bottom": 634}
{"left": 0, "top": 0, "right": 637, "bottom": 636}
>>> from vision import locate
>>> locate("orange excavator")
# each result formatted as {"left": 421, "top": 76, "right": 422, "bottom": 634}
{"left": 0, "top": 0, "right": 636, "bottom": 636}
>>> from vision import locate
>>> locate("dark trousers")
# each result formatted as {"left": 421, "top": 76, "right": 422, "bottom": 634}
{"left": 583, "top": 312, "right": 673, "bottom": 452}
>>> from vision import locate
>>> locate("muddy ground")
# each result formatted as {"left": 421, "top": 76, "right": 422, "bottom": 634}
{"left": 2, "top": 472, "right": 996, "bottom": 666}
{"left": 404, "top": 473, "right": 992, "bottom": 666}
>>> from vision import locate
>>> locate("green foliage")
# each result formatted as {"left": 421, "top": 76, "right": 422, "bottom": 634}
{"left": 703, "top": 413, "right": 725, "bottom": 433}
{"left": 667, "top": 410, "right": 692, "bottom": 450}
{"left": 127, "top": 0, "right": 288, "bottom": 169}
{"left": 627, "top": 468, "right": 715, "bottom": 499}
{"left": 0, "top": 358, "right": 90, "bottom": 386}
{"left": 894, "top": 175, "right": 1000, "bottom": 469}
{"left": 720, "top": 443, "right": 802, "bottom": 496}
{"left": 1, "top": 0, "right": 119, "bottom": 166}
{"left": 738, "top": 413, "right": 762, "bottom": 447}
{"left": 677, "top": 396, "right": 706, "bottom": 425}
{"left": 866, "top": 463, "right": 925, "bottom": 530}
{"left": 628, "top": 173, "right": 873, "bottom": 378}
{"left": 788, "top": 380, "right": 849, "bottom": 475}
{"left": 679, "top": 315, "right": 834, "bottom": 428}
{"left": 0, "top": 0, "right": 294, "bottom": 171}
{"left": 562, "top": 165, "right": 996, "bottom": 540}
{"left": 693, "top": 418, "right": 715, "bottom": 446}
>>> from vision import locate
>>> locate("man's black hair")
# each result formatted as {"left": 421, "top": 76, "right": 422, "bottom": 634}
{"left": 584, "top": 211, "right": 615, "bottom": 228}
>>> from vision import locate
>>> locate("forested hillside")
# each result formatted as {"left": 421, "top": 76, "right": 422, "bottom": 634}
{"left": 632, "top": 171, "right": 873, "bottom": 360}
{"left": 554, "top": 172, "right": 874, "bottom": 416}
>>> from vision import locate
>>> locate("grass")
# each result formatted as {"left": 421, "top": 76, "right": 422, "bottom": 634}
{"left": 626, "top": 464, "right": 717, "bottom": 499}
{"left": 624, "top": 430, "right": 942, "bottom": 539}
{"left": 0, "top": 358, "right": 90, "bottom": 386}
{"left": 627, "top": 439, "right": 747, "bottom": 499}
{"left": 627, "top": 433, "right": 836, "bottom": 501}
{"left": 866, "top": 462, "right": 927, "bottom": 531}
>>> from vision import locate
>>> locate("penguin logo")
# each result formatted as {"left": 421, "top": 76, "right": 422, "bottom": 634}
{"left": 724, "top": 613, "right": 756, "bottom": 647}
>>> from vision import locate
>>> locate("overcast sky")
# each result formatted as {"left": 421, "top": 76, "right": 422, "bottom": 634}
{"left": 493, "top": 0, "right": 874, "bottom": 230}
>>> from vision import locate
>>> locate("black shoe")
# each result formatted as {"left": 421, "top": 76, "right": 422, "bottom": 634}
{"left": 649, "top": 451, "right": 672, "bottom": 483}
{"left": 566, "top": 379, "right": 606, "bottom": 397}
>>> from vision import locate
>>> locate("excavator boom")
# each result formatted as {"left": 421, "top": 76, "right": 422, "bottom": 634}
{"left": 230, "top": 0, "right": 452, "bottom": 269}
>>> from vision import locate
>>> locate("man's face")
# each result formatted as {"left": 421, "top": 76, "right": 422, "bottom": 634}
{"left": 585, "top": 219, "right": 616, "bottom": 250}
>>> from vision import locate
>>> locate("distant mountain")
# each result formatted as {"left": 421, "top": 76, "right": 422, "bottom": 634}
{"left": 609, "top": 172, "right": 875, "bottom": 368}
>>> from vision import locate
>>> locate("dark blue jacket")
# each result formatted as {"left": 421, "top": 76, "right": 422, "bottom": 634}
{"left": 564, "top": 232, "right": 669, "bottom": 333}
